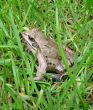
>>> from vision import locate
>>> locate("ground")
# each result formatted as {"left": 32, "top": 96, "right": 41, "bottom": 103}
{"left": 0, "top": 0, "right": 93, "bottom": 109}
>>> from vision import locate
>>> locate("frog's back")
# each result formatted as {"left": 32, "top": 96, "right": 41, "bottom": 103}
{"left": 31, "top": 28, "right": 60, "bottom": 59}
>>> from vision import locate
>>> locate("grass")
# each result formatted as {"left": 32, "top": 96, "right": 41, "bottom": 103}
{"left": 0, "top": 0, "right": 93, "bottom": 109}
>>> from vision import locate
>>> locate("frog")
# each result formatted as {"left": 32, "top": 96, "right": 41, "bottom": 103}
{"left": 21, "top": 28, "right": 73, "bottom": 80}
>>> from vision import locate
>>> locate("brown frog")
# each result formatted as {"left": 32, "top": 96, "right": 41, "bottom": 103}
{"left": 21, "top": 28, "right": 73, "bottom": 80}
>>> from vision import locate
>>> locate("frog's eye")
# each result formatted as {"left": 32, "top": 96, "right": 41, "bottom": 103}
{"left": 28, "top": 35, "right": 35, "bottom": 42}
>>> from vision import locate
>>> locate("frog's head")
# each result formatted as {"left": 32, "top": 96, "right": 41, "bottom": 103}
{"left": 21, "top": 28, "right": 40, "bottom": 52}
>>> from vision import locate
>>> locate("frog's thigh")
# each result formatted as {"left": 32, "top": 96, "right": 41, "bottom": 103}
{"left": 35, "top": 53, "right": 47, "bottom": 80}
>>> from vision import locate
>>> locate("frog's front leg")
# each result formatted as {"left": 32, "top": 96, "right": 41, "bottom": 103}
{"left": 34, "top": 53, "right": 47, "bottom": 80}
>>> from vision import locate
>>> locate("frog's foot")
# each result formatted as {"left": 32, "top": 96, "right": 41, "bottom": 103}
{"left": 35, "top": 66, "right": 45, "bottom": 80}
{"left": 34, "top": 76, "right": 43, "bottom": 81}
{"left": 53, "top": 72, "right": 68, "bottom": 81}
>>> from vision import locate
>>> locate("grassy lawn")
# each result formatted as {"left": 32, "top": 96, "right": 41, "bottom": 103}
{"left": 0, "top": 0, "right": 93, "bottom": 109}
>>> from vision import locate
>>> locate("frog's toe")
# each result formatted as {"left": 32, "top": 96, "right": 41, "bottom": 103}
{"left": 34, "top": 76, "right": 42, "bottom": 81}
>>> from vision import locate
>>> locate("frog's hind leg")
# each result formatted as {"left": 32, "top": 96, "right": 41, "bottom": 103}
{"left": 34, "top": 53, "right": 47, "bottom": 80}
{"left": 53, "top": 72, "right": 68, "bottom": 81}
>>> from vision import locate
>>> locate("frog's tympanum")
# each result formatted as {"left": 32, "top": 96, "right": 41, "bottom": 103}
{"left": 21, "top": 28, "right": 73, "bottom": 80}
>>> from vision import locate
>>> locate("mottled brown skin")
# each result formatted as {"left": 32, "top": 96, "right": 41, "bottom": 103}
{"left": 21, "top": 28, "right": 73, "bottom": 80}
